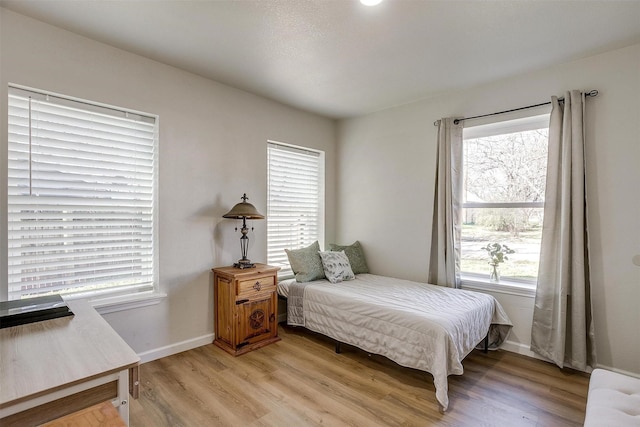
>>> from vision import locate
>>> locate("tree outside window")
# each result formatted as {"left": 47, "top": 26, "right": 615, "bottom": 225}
{"left": 461, "top": 115, "right": 549, "bottom": 284}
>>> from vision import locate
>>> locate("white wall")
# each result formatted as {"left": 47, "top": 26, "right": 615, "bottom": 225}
{"left": 2, "top": 7, "right": 638, "bottom": 376}
{"left": 337, "top": 43, "right": 640, "bottom": 375}
{"left": 0, "top": 8, "right": 337, "bottom": 359}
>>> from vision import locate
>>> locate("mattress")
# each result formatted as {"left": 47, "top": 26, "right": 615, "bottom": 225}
{"left": 279, "top": 273, "right": 512, "bottom": 410}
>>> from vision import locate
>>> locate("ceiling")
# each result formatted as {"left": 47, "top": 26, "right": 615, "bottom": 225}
{"left": 2, "top": 0, "right": 640, "bottom": 119}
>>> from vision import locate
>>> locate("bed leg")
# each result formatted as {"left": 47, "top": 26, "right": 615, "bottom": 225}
{"left": 483, "top": 334, "right": 489, "bottom": 353}
{"left": 335, "top": 341, "right": 342, "bottom": 354}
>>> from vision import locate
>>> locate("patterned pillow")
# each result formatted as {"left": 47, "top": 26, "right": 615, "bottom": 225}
{"left": 318, "top": 250, "right": 355, "bottom": 284}
{"left": 285, "top": 241, "right": 325, "bottom": 282}
{"left": 328, "top": 241, "right": 369, "bottom": 274}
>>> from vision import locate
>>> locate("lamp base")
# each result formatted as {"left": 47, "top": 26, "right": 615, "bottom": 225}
{"left": 233, "top": 259, "right": 256, "bottom": 269}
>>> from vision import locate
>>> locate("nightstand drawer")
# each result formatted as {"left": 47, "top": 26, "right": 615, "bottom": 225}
{"left": 237, "top": 276, "right": 275, "bottom": 297}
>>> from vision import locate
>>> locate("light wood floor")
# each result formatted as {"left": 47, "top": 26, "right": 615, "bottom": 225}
{"left": 130, "top": 325, "right": 589, "bottom": 427}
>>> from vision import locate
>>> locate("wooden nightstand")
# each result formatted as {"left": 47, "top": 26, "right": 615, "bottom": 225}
{"left": 212, "top": 264, "right": 281, "bottom": 356}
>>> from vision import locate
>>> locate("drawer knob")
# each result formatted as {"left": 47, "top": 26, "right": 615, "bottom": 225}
{"left": 253, "top": 281, "right": 262, "bottom": 291}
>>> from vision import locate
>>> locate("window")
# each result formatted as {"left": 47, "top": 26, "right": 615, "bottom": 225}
{"left": 267, "top": 141, "right": 324, "bottom": 278}
{"left": 460, "top": 114, "right": 549, "bottom": 288}
{"left": 7, "top": 86, "right": 158, "bottom": 301}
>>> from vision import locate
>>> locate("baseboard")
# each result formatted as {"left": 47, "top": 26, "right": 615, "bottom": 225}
{"left": 594, "top": 364, "right": 640, "bottom": 379}
{"left": 499, "top": 340, "right": 549, "bottom": 362}
{"left": 137, "top": 333, "right": 215, "bottom": 364}
{"left": 499, "top": 341, "right": 640, "bottom": 377}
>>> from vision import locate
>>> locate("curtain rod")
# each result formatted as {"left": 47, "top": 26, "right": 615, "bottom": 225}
{"left": 433, "top": 89, "right": 598, "bottom": 127}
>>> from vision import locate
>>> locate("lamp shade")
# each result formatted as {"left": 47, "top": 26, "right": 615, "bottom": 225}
{"left": 222, "top": 194, "right": 264, "bottom": 220}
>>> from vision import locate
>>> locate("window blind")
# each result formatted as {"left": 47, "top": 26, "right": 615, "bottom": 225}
{"left": 267, "top": 142, "right": 324, "bottom": 278}
{"left": 7, "top": 87, "right": 157, "bottom": 300}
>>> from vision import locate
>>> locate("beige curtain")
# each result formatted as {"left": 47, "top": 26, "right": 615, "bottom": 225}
{"left": 531, "top": 90, "right": 596, "bottom": 370}
{"left": 428, "top": 118, "right": 463, "bottom": 288}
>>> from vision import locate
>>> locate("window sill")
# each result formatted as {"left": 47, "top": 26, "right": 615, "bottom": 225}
{"left": 461, "top": 276, "right": 536, "bottom": 298}
{"left": 65, "top": 291, "right": 167, "bottom": 315}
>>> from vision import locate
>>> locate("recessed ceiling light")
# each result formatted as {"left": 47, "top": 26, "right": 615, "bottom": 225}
{"left": 360, "top": 0, "right": 383, "bottom": 6}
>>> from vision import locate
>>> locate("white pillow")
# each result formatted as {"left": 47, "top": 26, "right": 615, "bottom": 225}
{"left": 318, "top": 250, "right": 355, "bottom": 284}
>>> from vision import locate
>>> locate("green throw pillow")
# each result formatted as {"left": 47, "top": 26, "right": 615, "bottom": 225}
{"left": 285, "top": 241, "right": 326, "bottom": 282}
{"left": 328, "top": 241, "right": 369, "bottom": 274}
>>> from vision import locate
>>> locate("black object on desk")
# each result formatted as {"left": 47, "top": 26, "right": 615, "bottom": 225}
{"left": 0, "top": 294, "right": 74, "bottom": 329}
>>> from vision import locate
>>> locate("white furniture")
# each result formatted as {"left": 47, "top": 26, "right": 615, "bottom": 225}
{"left": 0, "top": 300, "right": 139, "bottom": 426}
{"left": 584, "top": 368, "right": 640, "bottom": 426}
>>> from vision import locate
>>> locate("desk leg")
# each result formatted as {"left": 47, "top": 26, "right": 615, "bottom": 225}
{"left": 129, "top": 365, "right": 140, "bottom": 399}
{"left": 113, "top": 370, "right": 130, "bottom": 426}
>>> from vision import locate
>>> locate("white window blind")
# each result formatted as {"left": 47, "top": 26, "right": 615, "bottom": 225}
{"left": 267, "top": 142, "right": 324, "bottom": 278}
{"left": 7, "top": 86, "right": 157, "bottom": 300}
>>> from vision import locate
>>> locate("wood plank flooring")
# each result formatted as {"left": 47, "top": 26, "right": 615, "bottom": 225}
{"left": 130, "top": 325, "right": 589, "bottom": 427}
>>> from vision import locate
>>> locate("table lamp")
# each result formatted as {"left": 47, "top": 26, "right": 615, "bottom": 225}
{"left": 222, "top": 193, "right": 265, "bottom": 269}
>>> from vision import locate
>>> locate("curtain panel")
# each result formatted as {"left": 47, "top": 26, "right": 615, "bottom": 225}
{"left": 428, "top": 118, "right": 463, "bottom": 288}
{"left": 531, "top": 90, "right": 596, "bottom": 370}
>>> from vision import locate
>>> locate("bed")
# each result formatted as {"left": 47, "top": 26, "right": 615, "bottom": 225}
{"left": 278, "top": 273, "right": 512, "bottom": 411}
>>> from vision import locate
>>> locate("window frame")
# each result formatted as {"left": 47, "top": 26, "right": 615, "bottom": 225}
{"left": 459, "top": 111, "right": 551, "bottom": 296}
{"left": 266, "top": 140, "right": 325, "bottom": 279}
{"left": 5, "top": 84, "right": 164, "bottom": 311}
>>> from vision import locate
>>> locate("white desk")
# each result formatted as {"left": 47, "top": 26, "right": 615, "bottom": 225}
{"left": 0, "top": 300, "right": 139, "bottom": 426}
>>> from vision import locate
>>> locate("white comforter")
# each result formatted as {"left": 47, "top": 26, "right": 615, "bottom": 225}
{"left": 281, "top": 274, "right": 512, "bottom": 410}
